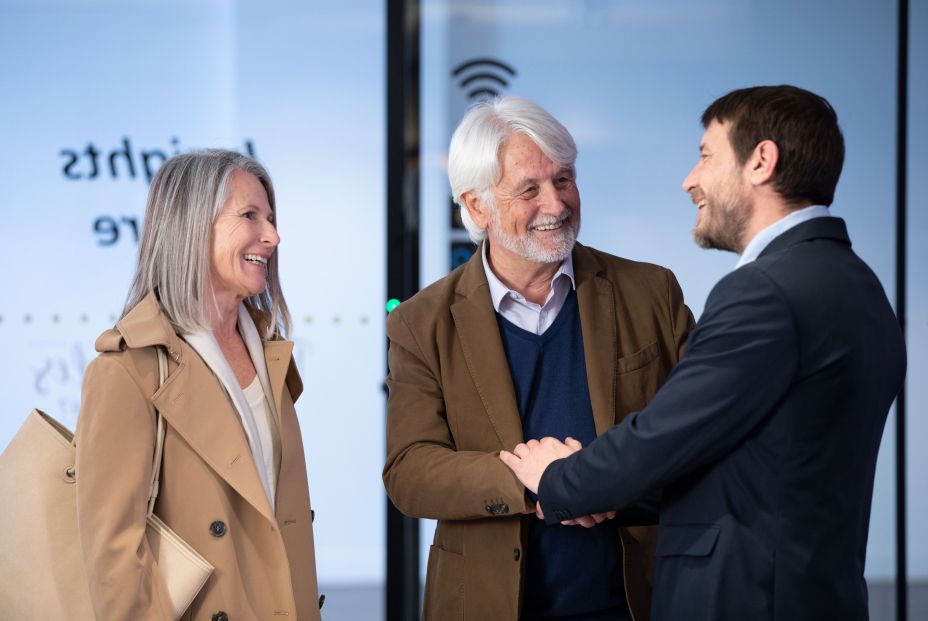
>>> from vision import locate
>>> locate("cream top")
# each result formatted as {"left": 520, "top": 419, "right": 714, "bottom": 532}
{"left": 242, "top": 376, "right": 281, "bottom": 504}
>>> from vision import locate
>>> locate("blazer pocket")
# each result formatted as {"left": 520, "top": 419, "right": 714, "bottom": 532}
{"left": 656, "top": 524, "right": 721, "bottom": 557}
{"left": 615, "top": 341, "right": 664, "bottom": 416}
{"left": 652, "top": 524, "right": 723, "bottom": 620}
{"left": 616, "top": 341, "right": 660, "bottom": 375}
{"left": 423, "top": 545, "right": 464, "bottom": 621}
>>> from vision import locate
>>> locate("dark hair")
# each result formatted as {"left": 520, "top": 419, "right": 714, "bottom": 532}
{"left": 701, "top": 85, "right": 845, "bottom": 206}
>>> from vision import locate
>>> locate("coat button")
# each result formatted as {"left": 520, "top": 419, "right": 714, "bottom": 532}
{"left": 513, "top": 548, "right": 521, "bottom": 561}
{"left": 211, "top": 612, "right": 228, "bottom": 621}
{"left": 319, "top": 594, "right": 326, "bottom": 609}
{"left": 209, "top": 520, "right": 227, "bottom": 537}
{"left": 311, "top": 509, "right": 315, "bottom": 523}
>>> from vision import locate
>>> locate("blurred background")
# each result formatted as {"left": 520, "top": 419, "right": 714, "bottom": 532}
{"left": 1, "top": 1, "right": 924, "bottom": 619}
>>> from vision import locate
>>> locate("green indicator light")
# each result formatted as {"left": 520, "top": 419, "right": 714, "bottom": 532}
{"left": 386, "top": 298, "right": 401, "bottom": 313}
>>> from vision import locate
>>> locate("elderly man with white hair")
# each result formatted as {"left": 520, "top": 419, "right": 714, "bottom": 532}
{"left": 383, "top": 96, "right": 693, "bottom": 621}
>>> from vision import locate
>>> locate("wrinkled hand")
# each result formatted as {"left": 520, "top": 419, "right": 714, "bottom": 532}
{"left": 500, "top": 436, "right": 582, "bottom": 495}
{"left": 502, "top": 438, "right": 614, "bottom": 527}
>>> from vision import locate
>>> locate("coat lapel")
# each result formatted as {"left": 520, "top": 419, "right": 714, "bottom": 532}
{"left": 247, "top": 306, "right": 303, "bottom": 415}
{"left": 263, "top": 340, "right": 295, "bottom": 424}
{"left": 573, "top": 245, "right": 618, "bottom": 436}
{"left": 151, "top": 347, "right": 277, "bottom": 523}
{"left": 450, "top": 249, "right": 524, "bottom": 449}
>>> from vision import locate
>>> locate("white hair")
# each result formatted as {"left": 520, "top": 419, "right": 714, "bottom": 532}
{"left": 123, "top": 149, "right": 291, "bottom": 337}
{"left": 447, "top": 96, "right": 578, "bottom": 242}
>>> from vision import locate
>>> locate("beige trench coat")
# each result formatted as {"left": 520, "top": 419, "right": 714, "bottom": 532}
{"left": 75, "top": 294, "right": 321, "bottom": 620}
{"left": 383, "top": 243, "right": 694, "bottom": 621}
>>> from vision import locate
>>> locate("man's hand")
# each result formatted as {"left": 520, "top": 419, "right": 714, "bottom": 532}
{"left": 500, "top": 436, "right": 582, "bottom": 494}
{"left": 560, "top": 511, "right": 617, "bottom": 528}
{"left": 502, "top": 438, "right": 615, "bottom": 527}
{"left": 534, "top": 500, "right": 615, "bottom": 527}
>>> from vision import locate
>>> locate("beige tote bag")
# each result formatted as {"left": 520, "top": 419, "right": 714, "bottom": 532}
{"left": 0, "top": 348, "right": 213, "bottom": 619}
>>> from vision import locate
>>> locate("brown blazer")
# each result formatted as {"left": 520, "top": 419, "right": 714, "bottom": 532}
{"left": 383, "top": 243, "right": 693, "bottom": 621}
{"left": 75, "top": 294, "right": 321, "bottom": 621}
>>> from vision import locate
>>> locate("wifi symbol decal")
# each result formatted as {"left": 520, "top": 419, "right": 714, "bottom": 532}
{"left": 452, "top": 58, "right": 518, "bottom": 101}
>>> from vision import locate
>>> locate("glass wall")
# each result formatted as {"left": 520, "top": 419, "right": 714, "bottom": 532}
{"left": 1, "top": 1, "right": 922, "bottom": 618}
{"left": 419, "top": 1, "right": 912, "bottom": 617}
{"left": 907, "top": 0, "right": 927, "bottom": 617}
{"left": 0, "top": 1, "right": 386, "bottom": 618}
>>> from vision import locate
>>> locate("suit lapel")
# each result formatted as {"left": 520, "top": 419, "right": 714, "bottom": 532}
{"left": 573, "top": 245, "right": 617, "bottom": 436}
{"left": 152, "top": 348, "right": 276, "bottom": 523}
{"left": 450, "top": 250, "right": 524, "bottom": 449}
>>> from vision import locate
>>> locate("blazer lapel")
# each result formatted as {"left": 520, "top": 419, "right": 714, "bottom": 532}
{"left": 573, "top": 245, "right": 617, "bottom": 436}
{"left": 152, "top": 348, "right": 276, "bottom": 523}
{"left": 450, "top": 250, "right": 524, "bottom": 449}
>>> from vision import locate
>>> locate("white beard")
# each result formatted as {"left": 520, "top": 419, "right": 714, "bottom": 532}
{"left": 488, "top": 206, "right": 578, "bottom": 264}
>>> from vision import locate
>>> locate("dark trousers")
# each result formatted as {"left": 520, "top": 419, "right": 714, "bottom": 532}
{"left": 521, "top": 605, "right": 632, "bottom": 621}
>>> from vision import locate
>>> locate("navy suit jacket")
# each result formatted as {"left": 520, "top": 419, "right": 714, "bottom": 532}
{"left": 539, "top": 217, "right": 906, "bottom": 621}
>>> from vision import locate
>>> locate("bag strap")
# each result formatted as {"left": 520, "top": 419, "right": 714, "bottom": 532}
{"left": 146, "top": 347, "right": 169, "bottom": 518}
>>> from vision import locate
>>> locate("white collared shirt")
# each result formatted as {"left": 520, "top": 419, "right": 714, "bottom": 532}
{"left": 735, "top": 205, "right": 833, "bottom": 269}
{"left": 481, "top": 242, "right": 576, "bottom": 335}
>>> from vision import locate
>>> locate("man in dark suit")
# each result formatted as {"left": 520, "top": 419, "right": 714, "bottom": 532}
{"left": 501, "top": 85, "right": 907, "bottom": 621}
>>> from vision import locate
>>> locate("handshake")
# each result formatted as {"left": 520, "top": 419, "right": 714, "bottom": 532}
{"left": 500, "top": 437, "right": 615, "bottom": 528}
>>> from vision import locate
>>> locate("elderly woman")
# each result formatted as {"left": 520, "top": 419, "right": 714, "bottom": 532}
{"left": 75, "top": 150, "right": 321, "bottom": 620}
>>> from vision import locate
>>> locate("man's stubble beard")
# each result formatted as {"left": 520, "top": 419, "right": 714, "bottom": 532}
{"left": 692, "top": 189, "right": 752, "bottom": 254}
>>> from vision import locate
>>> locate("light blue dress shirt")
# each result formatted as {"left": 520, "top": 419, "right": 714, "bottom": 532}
{"left": 735, "top": 205, "right": 833, "bottom": 269}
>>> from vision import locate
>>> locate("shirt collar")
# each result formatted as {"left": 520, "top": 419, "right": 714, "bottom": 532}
{"left": 481, "top": 241, "right": 576, "bottom": 312}
{"left": 735, "top": 205, "right": 833, "bottom": 269}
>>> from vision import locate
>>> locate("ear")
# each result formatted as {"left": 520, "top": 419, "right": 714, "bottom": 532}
{"left": 461, "top": 190, "right": 491, "bottom": 230}
{"left": 745, "top": 139, "right": 778, "bottom": 186}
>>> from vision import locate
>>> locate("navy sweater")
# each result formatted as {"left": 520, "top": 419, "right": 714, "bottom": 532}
{"left": 497, "top": 290, "right": 626, "bottom": 620}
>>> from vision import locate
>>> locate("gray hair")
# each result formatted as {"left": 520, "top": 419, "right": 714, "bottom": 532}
{"left": 448, "top": 96, "right": 578, "bottom": 242}
{"left": 123, "top": 149, "right": 291, "bottom": 337}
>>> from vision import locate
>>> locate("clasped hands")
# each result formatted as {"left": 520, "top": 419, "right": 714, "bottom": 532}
{"left": 500, "top": 437, "right": 615, "bottom": 528}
